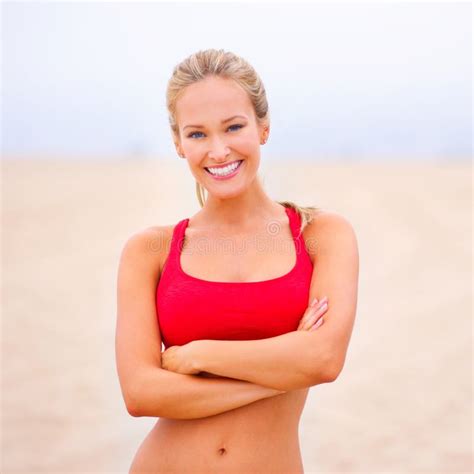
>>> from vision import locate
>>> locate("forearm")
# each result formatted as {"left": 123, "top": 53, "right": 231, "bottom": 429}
{"left": 130, "top": 366, "right": 286, "bottom": 420}
{"left": 193, "top": 331, "right": 332, "bottom": 391}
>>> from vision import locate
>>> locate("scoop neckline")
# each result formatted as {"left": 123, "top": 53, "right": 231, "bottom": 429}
{"left": 176, "top": 206, "right": 299, "bottom": 285}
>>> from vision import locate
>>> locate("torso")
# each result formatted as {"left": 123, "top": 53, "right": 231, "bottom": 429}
{"left": 129, "top": 206, "right": 322, "bottom": 473}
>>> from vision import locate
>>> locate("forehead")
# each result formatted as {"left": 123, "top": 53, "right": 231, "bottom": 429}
{"left": 176, "top": 76, "right": 253, "bottom": 123}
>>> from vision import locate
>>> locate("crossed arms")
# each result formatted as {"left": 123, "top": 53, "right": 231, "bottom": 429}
{"left": 116, "top": 212, "right": 359, "bottom": 418}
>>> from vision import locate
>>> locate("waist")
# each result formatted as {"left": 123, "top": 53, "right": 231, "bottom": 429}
{"left": 155, "top": 387, "right": 308, "bottom": 441}
{"left": 147, "top": 391, "right": 307, "bottom": 473}
{"left": 130, "top": 390, "right": 309, "bottom": 473}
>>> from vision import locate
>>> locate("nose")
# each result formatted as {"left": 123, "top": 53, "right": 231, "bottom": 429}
{"left": 208, "top": 136, "right": 231, "bottom": 161}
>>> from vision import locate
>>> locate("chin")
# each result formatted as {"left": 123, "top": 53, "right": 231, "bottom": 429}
{"left": 209, "top": 188, "right": 245, "bottom": 200}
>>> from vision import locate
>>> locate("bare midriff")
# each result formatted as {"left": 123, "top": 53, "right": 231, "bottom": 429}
{"left": 129, "top": 387, "right": 310, "bottom": 473}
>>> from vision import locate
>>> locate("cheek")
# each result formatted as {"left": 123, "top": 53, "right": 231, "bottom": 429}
{"left": 184, "top": 146, "right": 204, "bottom": 164}
{"left": 230, "top": 135, "right": 259, "bottom": 153}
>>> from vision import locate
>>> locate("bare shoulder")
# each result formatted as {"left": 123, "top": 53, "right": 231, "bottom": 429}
{"left": 119, "top": 224, "right": 176, "bottom": 276}
{"left": 303, "top": 210, "right": 358, "bottom": 261}
{"left": 306, "top": 209, "right": 356, "bottom": 233}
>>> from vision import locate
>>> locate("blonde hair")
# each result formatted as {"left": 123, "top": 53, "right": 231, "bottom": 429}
{"left": 166, "top": 48, "right": 323, "bottom": 233}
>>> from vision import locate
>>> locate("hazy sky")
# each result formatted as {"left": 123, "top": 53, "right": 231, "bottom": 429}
{"left": 3, "top": 1, "right": 472, "bottom": 160}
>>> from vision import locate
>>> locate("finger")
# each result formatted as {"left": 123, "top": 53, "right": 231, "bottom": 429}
{"left": 297, "top": 305, "right": 315, "bottom": 330}
{"left": 300, "top": 303, "right": 328, "bottom": 331}
{"left": 310, "top": 317, "right": 324, "bottom": 331}
{"left": 297, "top": 306, "right": 319, "bottom": 330}
{"left": 297, "top": 303, "right": 323, "bottom": 330}
{"left": 299, "top": 299, "right": 328, "bottom": 327}
{"left": 301, "top": 308, "right": 324, "bottom": 331}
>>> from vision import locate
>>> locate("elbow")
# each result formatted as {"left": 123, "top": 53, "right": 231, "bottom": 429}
{"left": 123, "top": 374, "right": 148, "bottom": 417}
{"left": 127, "top": 405, "right": 140, "bottom": 418}
{"left": 324, "top": 365, "right": 342, "bottom": 383}
{"left": 323, "top": 352, "right": 346, "bottom": 383}
{"left": 127, "top": 402, "right": 141, "bottom": 418}
{"left": 305, "top": 361, "right": 337, "bottom": 387}
{"left": 124, "top": 388, "right": 142, "bottom": 417}
{"left": 307, "top": 362, "right": 341, "bottom": 386}
{"left": 123, "top": 369, "right": 170, "bottom": 418}
{"left": 119, "top": 366, "right": 174, "bottom": 417}
{"left": 305, "top": 347, "right": 346, "bottom": 386}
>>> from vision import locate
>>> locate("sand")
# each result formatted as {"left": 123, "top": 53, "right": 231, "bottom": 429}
{"left": 2, "top": 157, "right": 472, "bottom": 473}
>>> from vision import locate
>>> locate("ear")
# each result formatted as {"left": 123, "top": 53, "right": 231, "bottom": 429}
{"left": 174, "top": 140, "right": 185, "bottom": 159}
{"left": 260, "top": 122, "right": 270, "bottom": 144}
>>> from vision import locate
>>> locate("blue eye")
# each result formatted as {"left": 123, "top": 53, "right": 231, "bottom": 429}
{"left": 188, "top": 131, "right": 204, "bottom": 139}
{"left": 187, "top": 124, "right": 244, "bottom": 139}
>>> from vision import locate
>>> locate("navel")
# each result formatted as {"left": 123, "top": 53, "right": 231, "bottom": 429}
{"left": 217, "top": 446, "right": 227, "bottom": 456}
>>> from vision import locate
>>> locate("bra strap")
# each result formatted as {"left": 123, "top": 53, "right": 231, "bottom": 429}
{"left": 169, "top": 218, "right": 188, "bottom": 267}
{"left": 287, "top": 206, "right": 302, "bottom": 237}
{"left": 286, "top": 207, "right": 306, "bottom": 257}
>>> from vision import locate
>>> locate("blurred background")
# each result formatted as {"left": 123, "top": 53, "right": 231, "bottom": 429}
{"left": 3, "top": 1, "right": 472, "bottom": 160}
{"left": 2, "top": 1, "right": 472, "bottom": 473}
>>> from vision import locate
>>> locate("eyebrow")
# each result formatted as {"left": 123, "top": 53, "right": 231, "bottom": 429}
{"left": 183, "top": 115, "right": 248, "bottom": 131}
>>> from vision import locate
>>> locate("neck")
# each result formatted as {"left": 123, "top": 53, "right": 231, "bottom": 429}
{"left": 195, "top": 176, "right": 285, "bottom": 232}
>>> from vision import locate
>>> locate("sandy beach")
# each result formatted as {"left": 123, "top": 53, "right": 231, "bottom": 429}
{"left": 2, "top": 157, "right": 472, "bottom": 473}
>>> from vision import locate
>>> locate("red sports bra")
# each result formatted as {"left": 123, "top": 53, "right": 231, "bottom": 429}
{"left": 156, "top": 205, "right": 314, "bottom": 349}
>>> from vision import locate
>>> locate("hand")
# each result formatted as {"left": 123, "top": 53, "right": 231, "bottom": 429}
{"left": 297, "top": 296, "right": 328, "bottom": 331}
{"left": 161, "top": 342, "right": 201, "bottom": 375}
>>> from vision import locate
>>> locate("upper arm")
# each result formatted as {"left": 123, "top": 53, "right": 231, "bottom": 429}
{"left": 304, "top": 211, "right": 359, "bottom": 380}
{"left": 115, "top": 227, "right": 168, "bottom": 414}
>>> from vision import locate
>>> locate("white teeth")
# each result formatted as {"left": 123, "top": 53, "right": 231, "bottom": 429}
{"left": 206, "top": 161, "right": 241, "bottom": 176}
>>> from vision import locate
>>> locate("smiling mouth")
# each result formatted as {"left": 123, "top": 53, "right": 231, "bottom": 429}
{"left": 204, "top": 160, "right": 244, "bottom": 176}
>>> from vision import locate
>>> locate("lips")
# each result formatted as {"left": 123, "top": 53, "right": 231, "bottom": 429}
{"left": 204, "top": 160, "right": 242, "bottom": 171}
{"left": 204, "top": 160, "right": 244, "bottom": 179}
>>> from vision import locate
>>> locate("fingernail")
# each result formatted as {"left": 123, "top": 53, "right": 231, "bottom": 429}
{"left": 310, "top": 297, "right": 318, "bottom": 307}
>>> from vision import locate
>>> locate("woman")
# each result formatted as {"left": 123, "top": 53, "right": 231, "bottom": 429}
{"left": 116, "top": 49, "right": 359, "bottom": 473}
